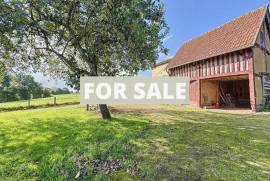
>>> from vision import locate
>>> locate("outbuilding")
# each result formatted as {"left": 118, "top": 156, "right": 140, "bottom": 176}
{"left": 152, "top": 58, "right": 172, "bottom": 77}
{"left": 167, "top": 5, "right": 270, "bottom": 111}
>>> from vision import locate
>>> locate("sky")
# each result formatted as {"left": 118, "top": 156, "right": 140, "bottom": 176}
{"left": 35, "top": 0, "right": 269, "bottom": 87}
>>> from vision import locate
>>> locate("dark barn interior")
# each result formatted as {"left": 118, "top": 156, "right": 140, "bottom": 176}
{"left": 219, "top": 80, "right": 250, "bottom": 108}
{"left": 201, "top": 75, "right": 251, "bottom": 109}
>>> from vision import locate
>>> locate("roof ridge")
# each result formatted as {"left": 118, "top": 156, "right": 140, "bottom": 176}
{"left": 154, "top": 57, "right": 173, "bottom": 67}
{"left": 168, "top": 5, "right": 269, "bottom": 69}
{"left": 182, "top": 5, "right": 268, "bottom": 45}
{"left": 251, "top": 5, "right": 269, "bottom": 46}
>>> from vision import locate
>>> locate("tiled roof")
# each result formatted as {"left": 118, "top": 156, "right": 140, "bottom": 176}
{"left": 154, "top": 57, "right": 173, "bottom": 68}
{"left": 167, "top": 5, "right": 268, "bottom": 69}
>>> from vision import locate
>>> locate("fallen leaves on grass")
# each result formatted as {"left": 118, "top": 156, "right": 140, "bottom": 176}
{"left": 91, "top": 158, "right": 122, "bottom": 173}
{"left": 75, "top": 154, "right": 90, "bottom": 178}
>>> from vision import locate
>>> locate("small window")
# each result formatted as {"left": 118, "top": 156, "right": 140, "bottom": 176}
{"left": 261, "top": 31, "right": 266, "bottom": 48}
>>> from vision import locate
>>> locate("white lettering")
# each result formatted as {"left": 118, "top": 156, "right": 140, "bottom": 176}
{"left": 85, "top": 83, "right": 95, "bottom": 99}
{"left": 96, "top": 83, "right": 112, "bottom": 100}
{"left": 114, "top": 83, "right": 127, "bottom": 99}
{"left": 176, "top": 83, "right": 186, "bottom": 99}
{"left": 146, "top": 83, "right": 162, "bottom": 100}
{"left": 134, "top": 83, "right": 145, "bottom": 99}
{"left": 163, "top": 83, "right": 174, "bottom": 100}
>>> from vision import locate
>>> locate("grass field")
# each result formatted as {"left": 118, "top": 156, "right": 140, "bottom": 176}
{"left": 0, "top": 94, "right": 79, "bottom": 111}
{"left": 0, "top": 105, "right": 270, "bottom": 180}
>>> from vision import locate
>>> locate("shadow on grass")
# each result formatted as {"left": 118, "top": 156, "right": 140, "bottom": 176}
{"left": 1, "top": 105, "right": 270, "bottom": 180}
{"left": 115, "top": 108, "right": 270, "bottom": 180}
{"left": 0, "top": 114, "right": 148, "bottom": 180}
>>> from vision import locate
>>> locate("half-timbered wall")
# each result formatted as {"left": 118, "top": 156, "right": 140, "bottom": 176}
{"left": 170, "top": 49, "right": 252, "bottom": 79}
{"left": 253, "top": 19, "right": 270, "bottom": 108}
{"left": 169, "top": 48, "right": 254, "bottom": 109}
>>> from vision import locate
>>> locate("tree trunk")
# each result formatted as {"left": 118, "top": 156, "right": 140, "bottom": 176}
{"left": 99, "top": 104, "right": 111, "bottom": 119}
{"left": 91, "top": 63, "right": 112, "bottom": 120}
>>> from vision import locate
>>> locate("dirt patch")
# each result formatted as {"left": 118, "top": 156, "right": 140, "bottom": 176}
{"left": 76, "top": 155, "right": 90, "bottom": 171}
{"left": 91, "top": 158, "right": 122, "bottom": 173}
{"left": 127, "top": 162, "right": 145, "bottom": 181}
{"left": 109, "top": 105, "right": 173, "bottom": 115}
{"left": 74, "top": 154, "right": 90, "bottom": 178}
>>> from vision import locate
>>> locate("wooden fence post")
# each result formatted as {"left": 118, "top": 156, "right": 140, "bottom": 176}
{"left": 54, "top": 97, "right": 56, "bottom": 105}
{"left": 86, "top": 104, "right": 89, "bottom": 111}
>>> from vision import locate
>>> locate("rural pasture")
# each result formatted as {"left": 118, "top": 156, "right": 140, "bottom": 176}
{"left": 0, "top": 94, "right": 79, "bottom": 111}
{"left": 0, "top": 98, "right": 270, "bottom": 180}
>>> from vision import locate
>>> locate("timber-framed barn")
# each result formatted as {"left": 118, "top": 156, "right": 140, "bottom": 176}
{"left": 167, "top": 5, "right": 270, "bottom": 111}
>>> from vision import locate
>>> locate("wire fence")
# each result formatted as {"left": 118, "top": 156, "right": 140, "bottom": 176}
{"left": 0, "top": 94, "right": 80, "bottom": 111}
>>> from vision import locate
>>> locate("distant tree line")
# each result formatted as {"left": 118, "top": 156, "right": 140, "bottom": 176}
{"left": 0, "top": 73, "right": 71, "bottom": 102}
{"left": 50, "top": 88, "right": 71, "bottom": 95}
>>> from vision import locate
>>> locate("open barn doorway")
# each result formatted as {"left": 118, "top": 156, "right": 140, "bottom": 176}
{"left": 201, "top": 75, "right": 251, "bottom": 109}
{"left": 219, "top": 79, "right": 250, "bottom": 108}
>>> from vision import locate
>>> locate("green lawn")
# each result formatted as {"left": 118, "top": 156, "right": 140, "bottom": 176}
{"left": 0, "top": 94, "right": 79, "bottom": 111}
{"left": 0, "top": 105, "right": 270, "bottom": 180}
